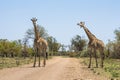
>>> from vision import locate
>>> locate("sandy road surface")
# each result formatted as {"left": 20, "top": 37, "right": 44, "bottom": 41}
{"left": 0, "top": 57, "right": 108, "bottom": 80}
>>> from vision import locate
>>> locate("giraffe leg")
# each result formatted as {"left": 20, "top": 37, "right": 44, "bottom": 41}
{"left": 33, "top": 52, "right": 37, "bottom": 67}
{"left": 38, "top": 53, "right": 41, "bottom": 67}
{"left": 43, "top": 50, "right": 46, "bottom": 67}
{"left": 94, "top": 49, "right": 98, "bottom": 68}
{"left": 38, "top": 46, "right": 41, "bottom": 67}
{"left": 46, "top": 52, "right": 48, "bottom": 60}
{"left": 100, "top": 49, "right": 104, "bottom": 68}
{"left": 88, "top": 48, "right": 92, "bottom": 68}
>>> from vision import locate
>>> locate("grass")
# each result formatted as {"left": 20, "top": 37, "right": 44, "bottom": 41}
{"left": 0, "top": 56, "right": 52, "bottom": 69}
{"left": 0, "top": 57, "right": 34, "bottom": 69}
{"left": 81, "top": 57, "right": 120, "bottom": 80}
{"left": 104, "top": 59, "right": 120, "bottom": 78}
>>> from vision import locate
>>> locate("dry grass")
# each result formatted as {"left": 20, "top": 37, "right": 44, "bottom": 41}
{"left": 0, "top": 57, "right": 33, "bottom": 69}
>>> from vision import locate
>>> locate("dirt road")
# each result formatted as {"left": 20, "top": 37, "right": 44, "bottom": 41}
{"left": 0, "top": 57, "right": 108, "bottom": 80}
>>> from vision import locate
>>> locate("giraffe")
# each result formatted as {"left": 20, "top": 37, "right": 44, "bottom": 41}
{"left": 77, "top": 22, "right": 105, "bottom": 68}
{"left": 31, "top": 18, "right": 48, "bottom": 67}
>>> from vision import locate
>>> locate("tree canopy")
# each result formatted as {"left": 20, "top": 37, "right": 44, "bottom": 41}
{"left": 71, "top": 35, "right": 87, "bottom": 52}
{"left": 25, "top": 25, "right": 48, "bottom": 40}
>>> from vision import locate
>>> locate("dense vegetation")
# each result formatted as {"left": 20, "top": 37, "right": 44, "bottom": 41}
{"left": 106, "top": 28, "right": 120, "bottom": 59}
{"left": 70, "top": 28, "right": 120, "bottom": 59}
{"left": 1, "top": 27, "right": 119, "bottom": 58}
{"left": 0, "top": 25, "right": 61, "bottom": 58}
{"left": 0, "top": 39, "right": 33, "bottom": 58}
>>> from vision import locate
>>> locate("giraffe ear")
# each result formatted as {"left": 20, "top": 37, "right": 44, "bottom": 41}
{"left": 77, "top": 23, "right": 80, "bottom": 25}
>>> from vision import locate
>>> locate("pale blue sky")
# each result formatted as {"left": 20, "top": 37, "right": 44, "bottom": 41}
{"left": 0, "top": 0, "right": 120, "bottom": 45}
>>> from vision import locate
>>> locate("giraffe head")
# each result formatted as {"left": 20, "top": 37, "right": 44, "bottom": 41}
{"left": 31, "top": 17, "right": 37, "bottom": 23}
{"left": 77, "top": 22, "right": 85, "bottom": 28}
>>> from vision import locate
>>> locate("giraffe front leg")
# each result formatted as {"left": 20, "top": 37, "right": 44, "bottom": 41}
{"left": 99, "top": 48, "right": 104, "bottom": 68}
{"left": 33, "top": 52, "right": 37, "bottom": 67}
{"left": 88, "top": 54, "right": 92, "bottom": 68}
{"left": 88, "top": 48, "right": 92, "bottom": 68}
{"left": 46, "top": 52, "right": 48, "bottom": 60}
{"left": 38, "top": 54, "right": 41, "bottom": 67}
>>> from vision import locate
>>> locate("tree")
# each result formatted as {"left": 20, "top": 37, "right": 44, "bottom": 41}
{"left": 46, "top": 36, "right": 60, "bottom": 55}
{"left": 0, "top": 39, "right": 22, "bottom": 57}
{"left": 106, "top": 28, "right": 120, "bottom": 59}
{"left": 71, "top": 35, "right": 87, "bottom": 52}
{"left": 0, "top": 39, "right": 8, "bottom": 57}
{"left": 25, "top": 25, "right": 48, "bottom": 40}
{"left": 114, "top": 28, "right": 120, "bottom": 41}
{"left": 22, "top": 38, "right": 29, "bottom": 58}
{"left": 9, "top": 41, "right": 18, "bottom": 57}
{"left": 106, "top": 40, "right": 114, "bottom": 58}
{"left": 113, "top": 28, "right": 120, "bottom": 59}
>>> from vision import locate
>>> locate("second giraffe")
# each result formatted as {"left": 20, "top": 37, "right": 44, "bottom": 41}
{"left": 77, "top": 22, "right": 105, "bottom": 68}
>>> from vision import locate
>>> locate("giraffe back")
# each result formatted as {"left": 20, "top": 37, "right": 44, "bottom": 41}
{"left": 37, "top": 38, "right": 48, "bottom": 50}
{"left": 89, "top": 38, "right": 104, "bottom": 49}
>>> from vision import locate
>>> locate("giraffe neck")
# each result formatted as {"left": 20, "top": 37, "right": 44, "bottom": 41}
{"left": 32, "top": 22, "right": 39, "bottom": 40}
{"left": 82, "top": 26, "right": 96, "bottom": 41}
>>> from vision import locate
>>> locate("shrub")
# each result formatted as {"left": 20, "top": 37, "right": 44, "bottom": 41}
{"left": 80, "top": 50, "right": 89, "bottom": 57}
{"left": 68, "top": 52, "right": 77, "bottom": 57}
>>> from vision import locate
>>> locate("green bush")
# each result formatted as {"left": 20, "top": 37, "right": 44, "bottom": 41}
{"left": 68, "top": 52, "right": 77, "bottom": 57}
{"left": 80, "top": 50, "right": 89, "bottom": 57}
{"left": 111, "top": 71, "right": 119, "bottom": 77}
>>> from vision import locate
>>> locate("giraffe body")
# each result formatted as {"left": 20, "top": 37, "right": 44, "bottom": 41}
{"left": 77, "top": 22, "right": 104, "bottom": 68}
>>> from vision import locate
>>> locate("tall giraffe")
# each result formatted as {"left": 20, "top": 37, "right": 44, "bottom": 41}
{"left": 31, "top": 18, "right": 48, "bottom": 67}
{"left": 77, "top": 22, "right": 105, "bottom": 68}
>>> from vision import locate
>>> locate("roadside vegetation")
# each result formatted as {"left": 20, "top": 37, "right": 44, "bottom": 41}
{"left": 0, "top": 57, "right": 33, "bottom": 69}
{"left": 81, "top": 58, "right": 120, "bottom": 80}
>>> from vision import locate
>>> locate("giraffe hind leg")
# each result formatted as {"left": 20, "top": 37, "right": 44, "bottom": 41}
{"left": 38, "top": 54, "right": 41, "bottom": 67}
{"left": 94, "top": 49, "right": 98, "bottom": 68}
{"left": 99, "top": 49, "right": 104, "bottom": 68}
{"left": 101, "top": 51, "right": 104, "bottom": 68}
{"left": 43, "top": 50, "right": 46, "bottom": 67}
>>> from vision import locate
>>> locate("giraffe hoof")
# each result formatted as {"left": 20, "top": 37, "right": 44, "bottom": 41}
{"left": 43, "top": 64, "right": 46, "bottom": 67}
{"left": 88, "top": 66, "right": 90, "bottom": 68}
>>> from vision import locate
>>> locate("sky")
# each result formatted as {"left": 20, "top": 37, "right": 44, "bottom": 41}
{"left": 0, "top": 0, "right": 120, "bottom": 45}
